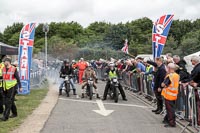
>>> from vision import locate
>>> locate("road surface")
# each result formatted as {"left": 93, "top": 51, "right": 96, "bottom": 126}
{"left": 41, "top": 81, "right": 182, "bottom": 133}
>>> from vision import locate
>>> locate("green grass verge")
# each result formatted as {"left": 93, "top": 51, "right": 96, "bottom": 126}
{"left": 0, "top": 82, "right": 49, "bottom": 133}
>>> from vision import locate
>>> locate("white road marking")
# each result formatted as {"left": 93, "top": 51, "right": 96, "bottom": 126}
{"left": 59, "top": 97, "right": 97, "bottom": 104}
{"left": 59, "top": 97, "right": 152, "bottom": 109}
{"left": 93, "top": 100, "right": 114, "bottom": 116}
{"left": 103, "top": 102, "right": 153, "bottom": 108}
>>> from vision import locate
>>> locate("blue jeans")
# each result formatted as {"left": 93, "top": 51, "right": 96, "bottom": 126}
{"left": 59, "top": 78, "right": 76, "bottom": 90}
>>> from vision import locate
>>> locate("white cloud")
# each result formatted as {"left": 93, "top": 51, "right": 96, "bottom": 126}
{"left": 0, "top": 0, "right": 200, "bottom": 32}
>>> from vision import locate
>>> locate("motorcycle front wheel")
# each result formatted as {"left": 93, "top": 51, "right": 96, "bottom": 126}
{"left": 89, "top": 86, "right": 93, "bottom": 100}
{"left": 114, "top": 87, "right": 119, "bottom": 103}
{"left": 65, "top": 83, "right": 70, "bottom": 97}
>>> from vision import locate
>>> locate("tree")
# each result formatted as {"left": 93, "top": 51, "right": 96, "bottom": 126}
{"left": 180, "top": 30, "right": 200, "bottom": 56}
{"left": 1, "top": 18, "right": 200, "bottom": 58}
{"left": 3, "top": 22, "right": 23, "bottom": 45}
{"left": 0, "top": 32, "right": 3, "bottom": 42}
{"left": 169, "top": 20, "right": 193, "bottom": 46}
{"left": 163, "top": 36, "right": 178, "bottom": 54}
{"left": 8, "top": 32, "right": 19, "bottom": 46}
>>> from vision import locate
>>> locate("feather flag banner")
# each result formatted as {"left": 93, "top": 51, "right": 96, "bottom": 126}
{"left": 18, "top": 23, "right": 36, "bottom": 94}
{"left": 152, "top": 14, "right": 174, "bottom": 59}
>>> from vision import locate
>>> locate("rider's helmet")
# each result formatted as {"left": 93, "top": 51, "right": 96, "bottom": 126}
{"left": 64, "top": 59, "right": 70, "bottom": 65}
{"left": 88, "top": 63, "right": 92, "bottom": 67}
{"left": 109, "top": 62, "right": 115, "bottom": 70}
{"left": 109, "top": 62, "right": 115, "bottom": 67}
{"left": 72, "top": 60, "right": 76, "bottom": 63}
{"left": 80, "top": 58, "right": 84, "bottom": 61}
{"left": 87, "top": 63, "right": 92, "bottom": 70}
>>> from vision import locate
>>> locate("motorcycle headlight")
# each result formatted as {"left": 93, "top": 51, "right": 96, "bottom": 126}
{"left": 65, "top": 77, "right": 69, "bottom": 80}
{"left": 113, "top": 78, "right": 118, "bottom": 83}
{"left": 88, "top": 80, "right": 93, "bottom": 84}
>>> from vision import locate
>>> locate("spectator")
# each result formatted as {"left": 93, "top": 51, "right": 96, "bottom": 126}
{"left": 166, "top": 53, "right": 174, "bottom": 64}
{"left": 142, "top": 58, "right": 153, "bottom": 75}
{"left": 152, "top": 57, "right": 166, "bottom": 114}
{"left": 142, "top": 58, "right": 153, "bottom": 97}
{"left": 173, "top": 55, "right": 189, "bottom": 83}
{"left": 133, "top": 59, "right": 146, "bottom": 73}
{"left": 189, "top": 55, "right": 200, "bottom": 87}
{"left": 161, "top": 63, "right": 180, "bottom": 127}
{"left": 188, "top": 55, "right": 200, "bottom": 125}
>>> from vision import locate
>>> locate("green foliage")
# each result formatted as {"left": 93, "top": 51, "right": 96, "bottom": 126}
{"left": 180, "top": 30, "right": 200, "bottom": 56}
{"left": 163, "top": 36, "right": 178, "bottom": 54}
{"left": 3, "top": 22, "right": 23, "bottom": 46}
{"left": 0, "top": 32, "right": 4, "bottom": 42}
{"left": 1, "top": 18, "right": 200, "bottom": 59}
{"left": 0, "top": 84, "right": 48, "bottom": 133}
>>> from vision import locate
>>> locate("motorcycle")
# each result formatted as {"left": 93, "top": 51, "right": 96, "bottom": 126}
{"left": 62, "top": 75, "right": 71, "bottom": 97}
{"left": 73, "top": 69, "right": 79, "bottom": 83}
{"left": 86, "top": 77, "right": 94, "bottom": 100}
{"left": 108, "top": 77, "right": 120, "bottom": 103}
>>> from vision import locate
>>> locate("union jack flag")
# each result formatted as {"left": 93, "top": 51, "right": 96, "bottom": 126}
{"left": 152, "top": 14, "right": 174, "bottom": 59}
{"left": 121, "top": 39, "right": 129, "bottom": 54}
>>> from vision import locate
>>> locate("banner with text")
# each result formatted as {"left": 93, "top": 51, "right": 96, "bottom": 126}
{"left": 18, "top": 23, "right": 36, "bottom": 94}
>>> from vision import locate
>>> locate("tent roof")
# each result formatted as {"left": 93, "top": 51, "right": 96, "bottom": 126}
{"left": 0, "top": 42, "right": 18, "bottom": 55}
{"left": 184, "top": 51, "right": 200, "bottom": 59}
{"left": 184, "top": 51, "right": 200, "bottom": 73}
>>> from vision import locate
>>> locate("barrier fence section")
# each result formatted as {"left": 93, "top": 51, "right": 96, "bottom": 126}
{"left": 30, "top": 69, "right": 46, "bottom": 88}
{"left": 30, "top": 65, "right": 62, "bottom": 88}
{"left": 120, "top": 71, "right": 200, "bottom": 131}
{"left": 46, "top": 66, "right": 61, "bottom": 83}
{"left": 95, "top": 68, "right": 107, "bottom": 80}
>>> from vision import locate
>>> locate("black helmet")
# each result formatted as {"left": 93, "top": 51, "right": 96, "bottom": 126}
{"left": 64, "top": 59, "right": 69, "bottom": 64}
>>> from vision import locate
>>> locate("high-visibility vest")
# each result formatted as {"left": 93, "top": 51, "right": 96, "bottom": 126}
{"left": 161, "top": 72, "right": 180, "bottom": 101}
{"left": 109, "top": 70, "right": 117, "bottom": 79}
{"left": 0, "top": 63, "right": 4, "bottom": 77}
{"left": 0, "top": 63, "right": 5, "bottom": 87}
{"left": 146, "top": 65, "right": 152, "bottom": 73}
{"left": 146, "top": 65, "right": 153, "bottom": 81}
{"left": 2, "top": 66, "right": 17, "bottom": 90}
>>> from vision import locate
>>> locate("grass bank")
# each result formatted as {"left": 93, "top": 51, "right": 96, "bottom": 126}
{"left": 0, "top": 81, "right": 49, "bottom": 133}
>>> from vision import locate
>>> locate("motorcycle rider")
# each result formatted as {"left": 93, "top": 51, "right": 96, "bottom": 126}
{"left": 81, "top": 64, "right": 100, "bottom": 99}
{"left": 71, "top": 60, "right": 76, "bottom": 68}
{"left": 59, "top": 59, "right": 76, "bottom": 96}
{"left": 102, "top": 62, "right": 127, "bottom": 101}
{"left": 71, "top": 60, "right": 79, "bottom": 83}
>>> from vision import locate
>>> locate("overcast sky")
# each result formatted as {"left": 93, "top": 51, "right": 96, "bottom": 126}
{"left": 0, "top": 0, "right": 200, "bottom": 32}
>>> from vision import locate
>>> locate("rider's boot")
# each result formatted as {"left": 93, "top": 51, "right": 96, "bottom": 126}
{"left": 73, "top": 89, "right": 77, "bottom": 95}
{"left": 59, "top": 89, "right": 62, "bottom": 96}
{"left": 96, "top": 94, "right": 100, "bottom": 99}
{"left": 81, "top": 93, "right": 84, "bottom": 98}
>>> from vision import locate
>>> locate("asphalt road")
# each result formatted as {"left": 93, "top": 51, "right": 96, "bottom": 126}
{"left": 41, "top": 81, "right": 182, "bottom": 133}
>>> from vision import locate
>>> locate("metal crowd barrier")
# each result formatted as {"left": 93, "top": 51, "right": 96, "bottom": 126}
{"left": 119, "top": 71, "right": 200, "bottom": 132}
{"left": 121, "top": 72, "right": 154, "bottom": 98}
{"left": 30, "top": 69, "right": 46, "bottom": 88}
{"left": 95, "top": 68, "right": 107, "bottom": 80}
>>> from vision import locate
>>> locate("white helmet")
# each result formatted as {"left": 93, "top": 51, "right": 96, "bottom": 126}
{"left": 109, "top": 62, "right": 115, "bottom": 67}
{"left": 143, "top": 58, "right": 148, "bottom": 63}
